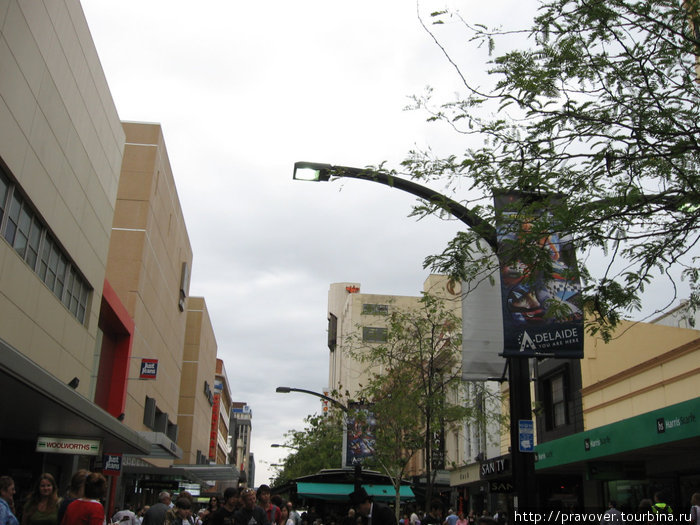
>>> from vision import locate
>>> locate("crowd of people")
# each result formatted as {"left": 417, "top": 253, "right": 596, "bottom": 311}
{"left": 0, "top": 471, "right": 108, "bottom": 525}
{"left": 2, "top": 474, "right": 699, "bottom": 525}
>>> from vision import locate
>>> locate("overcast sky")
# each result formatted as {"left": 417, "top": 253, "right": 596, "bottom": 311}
{"left": 79, "top": 0, "right": 693, "bottom": 486}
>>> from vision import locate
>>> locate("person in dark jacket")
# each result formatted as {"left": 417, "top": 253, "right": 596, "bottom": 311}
{"left": 349, "top": 488, "right": 396, "bottom": 525}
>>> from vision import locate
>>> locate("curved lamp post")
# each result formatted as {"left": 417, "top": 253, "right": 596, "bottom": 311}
{"left": 292, "top": 161, "right": 536, "bottom": 511}
{"left": 276, "top": 386, "right": 348, "bottom": 412}
{"left": 275, "top": 386, "right": 351, "bottom": 464}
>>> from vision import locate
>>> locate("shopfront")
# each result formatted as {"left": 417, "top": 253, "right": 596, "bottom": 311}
{"left": 534, "top": 397, "right": 700, "bottom": 512}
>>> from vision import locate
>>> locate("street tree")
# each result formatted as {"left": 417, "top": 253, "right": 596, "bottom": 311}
{"left": 398, "top": 0, "right": 700, "bottom": 339}
{"left": 346, "top": 293, "right": 504, "bottom": 513}
{"left": 271, "top": 411, "right": 343, "bottom": 487}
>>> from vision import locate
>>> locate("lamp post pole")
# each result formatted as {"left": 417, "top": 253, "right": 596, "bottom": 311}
{"left": 292, "top": 162, "right": 536, "bottom": 510}
{"left": 275, "top": 386, "right": 362, "bottom": 489}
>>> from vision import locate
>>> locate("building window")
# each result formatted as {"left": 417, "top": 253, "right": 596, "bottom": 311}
{"left": 328, "top": 313, "right": 337, "bottom": 352}
{"left": 362, "top": 303, "right": 388, "bottom": 315}
{"left": 362, "top": 326, "right": 388, "bottom": 342}
{"left": 0, "top": 166, "right": 91, "bottom": 324}
{"left": 544, "top": 373, "right": 568, "bottom": 430}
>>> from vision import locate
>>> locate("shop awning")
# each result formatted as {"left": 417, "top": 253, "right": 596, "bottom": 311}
{"left": 535, "top": 396, "right": 700, "bottom": 471}
{"left": 296, "top": 482, "right": 414, "bottom": 502}
{"left": 0, "top": 337, "right": 151, "bottom": 456}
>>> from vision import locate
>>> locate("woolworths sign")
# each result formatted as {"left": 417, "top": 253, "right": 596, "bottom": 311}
{"left": 36, "top": 436, "right": 101, "bottom": 456}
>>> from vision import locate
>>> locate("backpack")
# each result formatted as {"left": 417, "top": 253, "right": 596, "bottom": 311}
{"left": 652, "top": 503, "right": 672, "bottom": 515}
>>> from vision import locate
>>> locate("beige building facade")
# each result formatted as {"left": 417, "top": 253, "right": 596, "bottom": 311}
{"left": 0, "top": 2, "right": 237, "bottom": 515}
{"left": 326, "top": 276, "right": 501, "bottom": 486}
{"left": 177, "top": 296, "right": 219, "bottom": 466}
{"left": 0, "top": 0, "right": 151, "bottom": 509}
{"left": 106, "top": 121, "right": 193, "bottom": 465}
{"left": 533, "top": 318, "right": 700, "bottom": 511}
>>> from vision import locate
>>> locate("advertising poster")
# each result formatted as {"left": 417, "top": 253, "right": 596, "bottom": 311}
{"left": 345, "top": 403, "right": 376, "bottom": 466}
{"left": 494, "top": 193, "right": 583, "bottom": 358}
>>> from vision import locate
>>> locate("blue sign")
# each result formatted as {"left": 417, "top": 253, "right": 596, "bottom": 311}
{"left": 519, "top": 419, "right": 534, "bottom": 453}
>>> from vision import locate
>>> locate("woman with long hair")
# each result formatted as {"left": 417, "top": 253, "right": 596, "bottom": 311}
{"left": 22, "top": 473, "right": 59, "bottom": 525}
{"left": 0, "top": 476, "right": 19, "bottom": 525}
{"left": 60, "top": 472, "right": 106, "bottom": 525}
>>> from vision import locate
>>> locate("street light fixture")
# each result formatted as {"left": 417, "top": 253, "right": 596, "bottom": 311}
{"left": 276, "top": 385, "right": 362, "bottom": 490}
{"left": 275, "top": 386, "right": 349, "bottom": 412}
{"left": 292, "top": 161, "right": 536, "bottom": 510}
{"left": 271, "top": 443, "right": 300, "bottom": 450}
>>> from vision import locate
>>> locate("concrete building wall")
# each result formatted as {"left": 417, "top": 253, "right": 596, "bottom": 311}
{"left": 328, "top": 275, "right": 486, "bottom": 480}
{"left": 176, "top": 296, "right": 218, "bottom": 465}
{"left": 0, "top": 0, "right": 123, "bottom": 393}
{"left": 105, "top": 121, "right": 193, "bottom": 463}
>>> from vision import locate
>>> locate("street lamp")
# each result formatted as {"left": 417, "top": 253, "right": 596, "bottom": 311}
{"left": 271, "top": 443, "right": 300, "bottom": 449}
{"left": 275, "top": 386, "right": 348, "bottom": 412}
{"left": 276, "top": 385, "right": 363, "bottom": 490}
{"left": 293, "top": 161, "right": 536, "bottom": 510}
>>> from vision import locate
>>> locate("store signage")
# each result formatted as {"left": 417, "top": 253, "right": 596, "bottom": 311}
{"left": 489, "top": 481, "right": 514, "bottom": 493}
{"left": 480, "top": 456, "right": 510, "bottom": 479}
{"left": 102, "top": 453, "right": 122, "bottom": 476}
{"left": 209, "top": 393, "right": 221, "bottom": 460}
{"left": 140, "top": 359, "right": 158, "bottom": 379}
{"left": 36, "top": 436, "right": 100, "bottom": 456}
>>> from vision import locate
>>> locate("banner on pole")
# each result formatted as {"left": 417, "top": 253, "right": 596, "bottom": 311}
{"left": 345, "top": 403, "right": 376, "bottom": 466}
{"left": 494, "top": 193, "right": 583, "bottom": 358}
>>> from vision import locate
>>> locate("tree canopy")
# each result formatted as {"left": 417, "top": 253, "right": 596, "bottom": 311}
{"left": 346, "top": 293, "right": 503, "bottom": 511}
{"left": 399, "top": 0, "right": 700, "bottom": 338}
{"left": 271, "top": 412, "right": 343, "bottom": 487}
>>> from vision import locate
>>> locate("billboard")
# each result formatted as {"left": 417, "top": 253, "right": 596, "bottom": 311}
{"left": 495, "top": 193, "right": 583, "bottom": 358}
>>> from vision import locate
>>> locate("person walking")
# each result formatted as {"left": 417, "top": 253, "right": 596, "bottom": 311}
{"left": 600, "top": 501, "right": 622, "bottom": 524}
{"left": 143, "top": 493, "right": 172, "bottom": 525}
{"left": 257, "top": 486, "right": 280, "bottom": 525}
{"left": 233, "top": 488, "right": 268, "bottom": 525}
{"left": 56, "top": 470, "right": 88, "bottom": 525}
{"left": 60, "top": 472, "right": 107, "bottom": 525}
{"left": 348, "top": 488, "right": 396, "bottom": 525}
{"left": 164, "top": 497, "right": 193, "bottom": 525}
{"left": 688, "top": 493, "right": 700, "bottom": 525}
{"left": 22, "top": 473, "right": 60, "bottom": 525}
{"left": 210, "top": 487, "right": 241, "bottom": 525}
{"left": 651, "top": 492, "right": 673, "bottom": 517}
{"left": 0, "top": 477, "right": 19, "bottom": 525}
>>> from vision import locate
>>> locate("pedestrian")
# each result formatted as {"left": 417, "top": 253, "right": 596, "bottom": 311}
{"left": 60, "top": 472, "right": 106, "bottom": 525}
{"left": 421, "top": 502, "right": 442, "bottom": 525}
{"left": 348, "top": 487, "right": 396, "bottom": 525}
{"left": 113, "top": 507, "right": 138, "bottom": 525}
{"left": 201, "top": 497, "right": 220, "bottom": 525}
{"left": 600, "top": 501, "right": 622, "bottom": 524}
{"left": 0, "top": 477, "right": 19, "bottom": 525}
{"left": 257, "top": 486, "right": 281, "bottom": 525}
{"left": 651, "top": 491, "right": 673, "bottom": 516}
{"left": 57, "top": 470, "right": 88, "bottom": 525}
{"left": 689, "top": 493, "right": 700, "bottom": 525}
{"left": 165, "top": 497, "right": 193, "bottom": 525}
{"left": 286, "top": 503, "right": 300, "bottom": 525}
{"left": 233, "top": 488, "right": 267, "bottom": 525}
{"left": 22, "top": 473, "right": 60, "bottom": 525}
{"left": 143, "top": 492, "right": 172, "bottom": 525}
{"left": 279, "top": 503, "right": 294, "bottom": 525}
{"left": 210, "top": 487, "right": 240, "bottom": 525}
{"left": 443, "top": 510, "right": 457, "bottom": 525}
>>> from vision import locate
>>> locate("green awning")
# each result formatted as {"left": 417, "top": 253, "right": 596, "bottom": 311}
{"left": 296, "top": 482, "right": 414, "bottom": 502}
{"left": 535, "top": 396, "right": 700, "bottom": 470}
